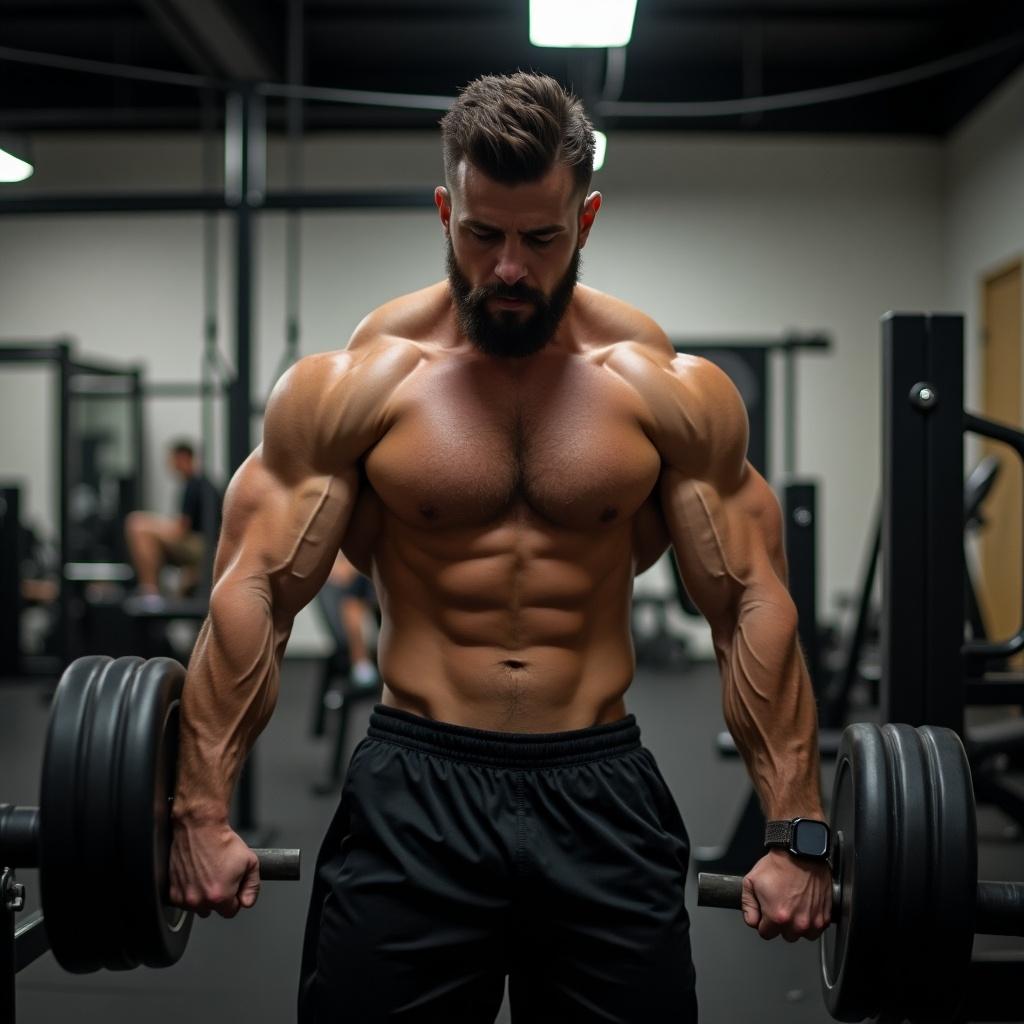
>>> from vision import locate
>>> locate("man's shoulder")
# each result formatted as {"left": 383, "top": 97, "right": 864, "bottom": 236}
{"left": 575, "top": 291, "right": 745, "bottom": 472}
{"left": 347, "top": 282, "right": 450, "bottom": 355}
{"left": 577, "top": 289, "right": 678, "bottom": 399}
{"left": 284, "top": 285, "right": 447, "bottom": 396}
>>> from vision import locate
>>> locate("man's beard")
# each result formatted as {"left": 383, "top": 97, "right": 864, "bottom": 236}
{"left": 446, "top": 238, "right": 581, "bottom": 358}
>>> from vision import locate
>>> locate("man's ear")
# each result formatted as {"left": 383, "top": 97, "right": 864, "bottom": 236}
{"left": 435, "top": 186, "right": 452, "bottom": 235}
{"left": 578, "top": 191, "right": 602, "bottom": 248}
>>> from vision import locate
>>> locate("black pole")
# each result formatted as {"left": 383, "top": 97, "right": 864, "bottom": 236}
{"left": 56, "top": 343, "right": 72, "bottom": 668}
{"left": 922, "top": 316, "right": 967, "bottom": 731}
{"left": 0, "top": 486, "right": 22, "bottom": 677}
{"left": 283, "top": 0, "right": 305, "bottom": 373}
{"left": 226, "top": 85, "right": 264, "bottom": 837}
{"left": 783, "top": 343, "right": 796, "bottom": 477}
{"left": 226, "top": 86, "right": 256, "bottom": 479}
{"left": 2, "top": 883, "right": 14, "bottom": 1024}
{"left": 131, "top": 368, "right": 145, "bottom": 521}
{"left": 783, "top": 481, "right": 820, "bottom": 689}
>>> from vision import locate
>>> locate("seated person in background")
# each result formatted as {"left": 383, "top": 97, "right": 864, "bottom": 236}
{"left": 124, "top": 440, "right": 220, "bottom": 599}
{"left": 321, "top": 551, "right": 379, "bottom": 688}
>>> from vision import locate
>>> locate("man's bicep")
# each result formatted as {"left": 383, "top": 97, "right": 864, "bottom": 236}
{"left": 660, "top": 463, "right": 787, "bottom": 633}
{"left": 213, "top": 451, "right": 358, "bottom": 622}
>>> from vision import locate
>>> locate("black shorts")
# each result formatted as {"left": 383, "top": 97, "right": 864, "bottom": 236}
{"left": 298, "top": 706, "right": 697, "bottom": 1023}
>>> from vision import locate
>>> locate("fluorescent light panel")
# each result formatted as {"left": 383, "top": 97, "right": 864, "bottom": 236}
{"left": 530, "top": 0, "right": 638, "bottom": 48}
{"left": 0, "top": 147, "right": 33, "bottom": 183}
{"left": 593, "top": 131, "right": 607, "bottom": 172}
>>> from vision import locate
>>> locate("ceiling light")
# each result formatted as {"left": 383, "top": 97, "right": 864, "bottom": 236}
{"left": 0, "top": 141, "right": 33, "bottom": 183}
{"left": 529, "top": 0, "right": 638, "bottom": 48}
{"left": 593, "top": 131, "right": 607, "bottom": 171}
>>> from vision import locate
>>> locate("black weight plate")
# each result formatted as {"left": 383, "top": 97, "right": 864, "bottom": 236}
{"left": 909, "top": 726, "right": 976, "bottom": 1023}
{"left": 821, "top": 722, "right": 892, "bottom": 1022}
{"left": 877, "top": 724, "right": 933, "bottom": 1021}
{"left": 39, "top": 655, "right": 115, "bottom": 973}
{"left": 117, "top": 657, "right": 192, "bottom": 968}
{"left": 82, "top": 657, "right": 148, "bottom": 970}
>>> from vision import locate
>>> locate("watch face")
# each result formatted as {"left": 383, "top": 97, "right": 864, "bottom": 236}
{"left": 793, "top": 819, "right": 830, "bottom": 858}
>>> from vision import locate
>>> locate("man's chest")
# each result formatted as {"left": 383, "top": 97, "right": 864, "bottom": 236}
{"left": 363, "top": 354, "right": 663, "bottom": 530}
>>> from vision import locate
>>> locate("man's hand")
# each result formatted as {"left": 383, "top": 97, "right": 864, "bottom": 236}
{"left": 169, "top": 820, "right": 261, "bottom": 919}
{"left": 741, "top": 850, "right": 832, "bottom": 942}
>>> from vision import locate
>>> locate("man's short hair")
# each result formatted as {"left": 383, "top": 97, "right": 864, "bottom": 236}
{"left": 169, "top": 440, "right": 195, "bottom": 460}
{"left": 441, "top": 72, "right": 595, "bottom": 195}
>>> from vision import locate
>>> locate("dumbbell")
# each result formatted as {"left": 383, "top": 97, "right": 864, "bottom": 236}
{"left": 697, "top": 723, "right": 1024, "bottom": 1023}
{"left": 0, "top": 655, "right": 300, "bottom": 973}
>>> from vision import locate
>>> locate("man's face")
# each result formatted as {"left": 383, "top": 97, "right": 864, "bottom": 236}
{"left": 436, "top": 161, "right": 601, "bottom": 358}
{"left": 169, "top": 452, "right": 192, "bottom": 478}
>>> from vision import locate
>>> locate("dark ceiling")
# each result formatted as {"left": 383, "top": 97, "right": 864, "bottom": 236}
{"left": 2, "top": 0, "right": 1024, "bottom": 135}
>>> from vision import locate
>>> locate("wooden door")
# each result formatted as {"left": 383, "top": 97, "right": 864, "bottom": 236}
{"left": 979, "top": 261, "right": 1023, "bottom": 642}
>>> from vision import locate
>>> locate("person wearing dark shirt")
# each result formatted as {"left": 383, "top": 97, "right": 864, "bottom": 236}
{"left": 124, "top": 440, "right": 220, "bottom": 599}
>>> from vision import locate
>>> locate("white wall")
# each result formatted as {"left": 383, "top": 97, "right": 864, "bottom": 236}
{"left": 0, "top": 130, "right": 948, "bottom": 654}
{"left": 945, "top": 63, "right": 1024, "bottom": 410}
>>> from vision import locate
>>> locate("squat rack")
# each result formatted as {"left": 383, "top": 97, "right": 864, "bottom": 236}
{"left": 881, "top": 312, "right": 1024, "bottom": 731}
{"left": 0, "top": 340, "right": 145, "bottom": 677}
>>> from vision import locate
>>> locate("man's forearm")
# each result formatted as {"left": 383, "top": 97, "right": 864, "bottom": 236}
{"left": 715, "top": 588, "right": 824, "bottom": 821}
{"left": 172, "top": 576, "right": 288, "bottom": 824}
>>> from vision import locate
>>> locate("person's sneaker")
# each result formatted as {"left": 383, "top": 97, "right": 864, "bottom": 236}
{"left": 351, "top": 660, "right": 379, "bottom": 689}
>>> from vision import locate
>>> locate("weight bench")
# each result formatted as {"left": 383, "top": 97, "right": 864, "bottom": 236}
{"left": 121, "top": 594, "right": 209, "bottom": 659}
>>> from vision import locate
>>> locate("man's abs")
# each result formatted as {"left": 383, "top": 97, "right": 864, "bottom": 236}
{"left": 368, "top": 507, "right": 640, "bottom": 732}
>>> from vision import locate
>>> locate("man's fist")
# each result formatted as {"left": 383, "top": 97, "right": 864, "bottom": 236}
{"left": 169, "top": 820, "right": 261, "bottom": 919}
{"left": 741, "top": 849, "right": 832, "bottom": 941}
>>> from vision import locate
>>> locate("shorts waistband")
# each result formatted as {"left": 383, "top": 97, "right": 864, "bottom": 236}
{"left": 367, "top": 705, "right": 642, "bottom": 768}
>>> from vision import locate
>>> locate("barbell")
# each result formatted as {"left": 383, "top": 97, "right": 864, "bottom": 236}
{"left": 0, "top": 655, "right": 300, "bottom": 973}
{"left": 698, "top": 722, "right": 1024, "bottom": 1023}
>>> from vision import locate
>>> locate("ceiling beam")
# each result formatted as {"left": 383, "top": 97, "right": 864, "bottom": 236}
{"left": 137, "top": 0, "right": 275, "bottom": 81}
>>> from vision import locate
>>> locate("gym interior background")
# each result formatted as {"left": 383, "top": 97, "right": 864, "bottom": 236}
{"left": 1, "top": 1, "right": 1024, "bottom": 1021}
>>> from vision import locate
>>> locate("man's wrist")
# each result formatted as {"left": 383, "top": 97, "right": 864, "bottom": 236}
{"left": 171, "top": 800, "right": 231, "bottom": 827}
{"left": 763, "top": 817, "right": 831, "bottom": 860}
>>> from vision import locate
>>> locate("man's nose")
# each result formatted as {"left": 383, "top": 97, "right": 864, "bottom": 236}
{"left": 494, "top": 246, "right": 527, "bottom": 286}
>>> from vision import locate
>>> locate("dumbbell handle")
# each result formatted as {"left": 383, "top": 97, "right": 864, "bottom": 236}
{"left": 699, "top": 873, "right": 1024, "bottom": 939}
{"left": 698, "top": 872, "right": 842, "bottom": 918}
{"left": 0, "top": 805, "right": 299, "bottom": 882}
{"left": 253, "top": 848, "right": 300, "bottom": 881}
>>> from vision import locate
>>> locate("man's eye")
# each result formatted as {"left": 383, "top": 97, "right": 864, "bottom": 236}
{"left": 471, "top": 230, "right": 499, "bottom": 241}
{"left": 529, "top": 236, "right": 556, "bottom": 246}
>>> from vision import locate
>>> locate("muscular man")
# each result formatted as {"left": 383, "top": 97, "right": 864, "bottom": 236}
{"left": 169, "top": 72, "right": 831, "bottom": 1022}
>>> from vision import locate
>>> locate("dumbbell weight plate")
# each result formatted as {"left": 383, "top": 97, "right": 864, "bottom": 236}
{"left": 81, "top": 656, "right": 147, "bottom": 970}
{"left": 39, "top": 655, "right": 112, "bottom": 973}
{"left": 877, "top": 724, "right": 934, "bottom": 1020}
{"left": 117, "top": 656, "right": 192, "bottom": 968}
{"left": 821, "top": 722, "right": 892, "bottom": 1021}
{"left": 39, "top": 656, "right": 193, "bottom": 972}
{"left": 911, "top": 726, "right": 976, "bottom": 1023}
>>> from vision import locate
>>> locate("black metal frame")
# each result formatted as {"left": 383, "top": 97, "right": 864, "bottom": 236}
{"left": 881, "top": 314, "right": 969, "bottom": 730}
{"left": 0, "top": 341, "right": 146, "bottom": 674}
{"left": 881, "top": 312, "right": 1024, "bottom": 729}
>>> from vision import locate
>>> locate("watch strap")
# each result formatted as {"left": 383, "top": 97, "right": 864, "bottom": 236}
{"left": 764, "top": 819, "right": 794, "bottom": 848}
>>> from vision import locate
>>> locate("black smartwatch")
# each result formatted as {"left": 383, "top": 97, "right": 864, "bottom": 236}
{"left": 763, "top": 818, "right": 830, "bottom": 861}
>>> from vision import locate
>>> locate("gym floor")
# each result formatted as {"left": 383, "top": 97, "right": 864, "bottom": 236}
{"left": 4, "top": 658, "right": 1023, "bottom": 1023}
